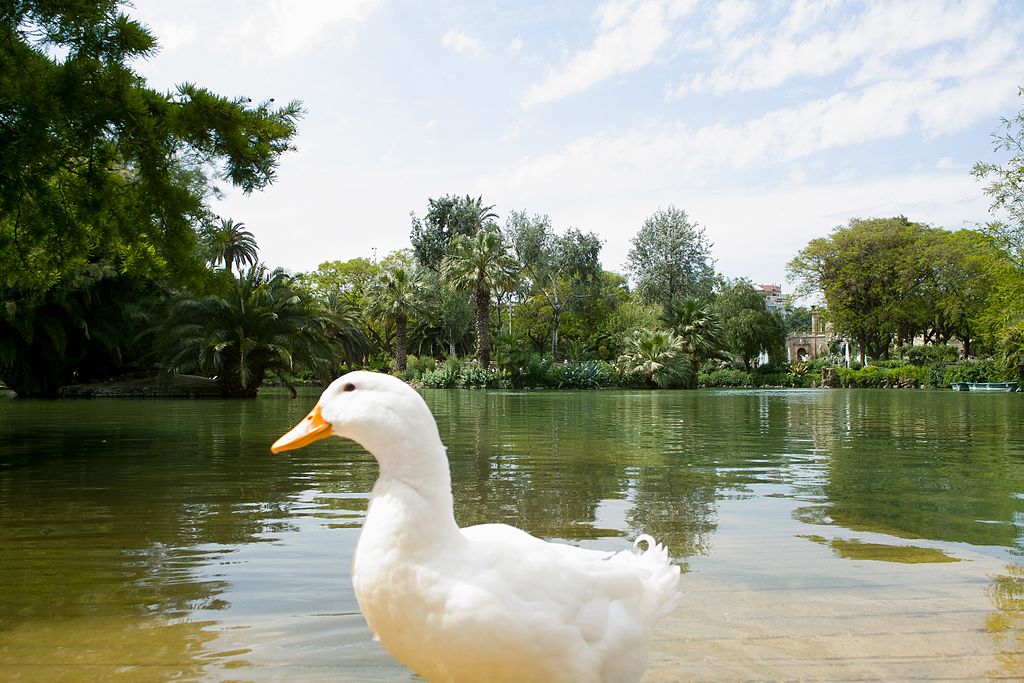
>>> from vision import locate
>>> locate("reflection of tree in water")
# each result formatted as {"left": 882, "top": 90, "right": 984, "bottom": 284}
{"left": 986, "top": 561, "right": 1024, "bottom": 679}
{"left": 0, "top": 391, "right": 335, "bottom": 676}
{"left": 794, "top": 391, "right": 1024, "bottom": 548}
{"left": 428, "top": 390, "right": 720, "bottom": 558}
{"left": 626, "top": 468, "right": 717, "bottom": 557}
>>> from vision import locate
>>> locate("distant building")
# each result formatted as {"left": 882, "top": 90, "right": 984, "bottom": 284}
{"left": 753, "top": 283, "right": 786, "bottom": 317}
{"left": 786, "top": 306, "right": 833, "bottom": 362}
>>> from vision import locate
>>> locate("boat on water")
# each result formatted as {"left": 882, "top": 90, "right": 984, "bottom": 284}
{"left": 950, "top": 381, "right": 1019, "bottom": 392}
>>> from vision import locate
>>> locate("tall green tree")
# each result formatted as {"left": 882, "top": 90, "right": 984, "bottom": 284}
{"left": 972, "top": 87, "right": 1024, "bottom": 265}
{"left": 625, "top": 206, "right": 716, "bottom": 309}
{"left": 922, "top": 230, "right": 1007, "bottom": 356}
{"left": 158, "top": 266, "right": 340, "bottom": 397}
{"left": 973, "top": 89, "right": 1024, "bottom": 368}
{"left": 507, "top": 210, "right": 602, "bottom": 356}
{"left": 367, "top": 265, "right": 426, "bottom": 372}
{"left": 787, "top": 217, "right": 938, "bottom": 362}
{"left": 715, "top": 280, "right": 786, "bottom": 370}
{"left": 410, "top": 194, "right": 498, "bottom": 270}
{"left": 0, "top": 0, "right": 302, "bottom": 395}
{"left": 442, "top": 229, "right": 519, "bottom": 366}
{"left": 784, "top": 306, "right": 813, "bottom": 334}
{"left": 202, "top": 218, "right": 259, "bottom": 275}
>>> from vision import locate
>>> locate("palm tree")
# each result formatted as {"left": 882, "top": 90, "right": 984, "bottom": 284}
{"left": 662, "top": 298, "right": 726, "bottom": 365}
{"left": 159, "top": 265, "right": 341, "bottom": 397}
{"left": 617, "top": 328, "right": 690, "bottom": 388}
{"left": 464, "top": 195, "right": 498, "bottom": 234}
{"left": 204, "top": 218, "right": 259, "bottom": 275}
{"left": 321, "top": 291, "right": 372, "bottom": 372}
{"left": 366, "top": 266, "right": 426, "bottom": 372}
{"left": 442, "top": 229, "right": 519, "bottom": 367}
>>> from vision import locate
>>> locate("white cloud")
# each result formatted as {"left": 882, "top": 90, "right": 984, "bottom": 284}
{"left": 508, "top": 36, "right": 523, "bottom": 54}
{"left": 711, "top": 0, "right": 757, "bottom": 37}
{"left": 225, "top": 0, "right": 383, "bottom": 59}
{"left": 442, "top": 30, "right": 483, "bottom": 57}
{"left": 498, "top": 67, "right": 1021, "bottom": 203}
{"left": 524, "top": 0, "right": 692, "bottom": 106}
{"left": 136, "top": 0, "right": 383, "bottom": 60}
{"left": 673, "top": 0, "right": 1001, "bottom": 95}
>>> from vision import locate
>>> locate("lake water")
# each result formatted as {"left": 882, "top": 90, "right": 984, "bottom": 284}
{"left": 1, "top": 388, "right": 1022, "bottom": 680}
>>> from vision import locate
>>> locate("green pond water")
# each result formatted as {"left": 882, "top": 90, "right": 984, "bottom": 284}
{"left": 1, "top": 388, "right": 1022, "bottom": 680}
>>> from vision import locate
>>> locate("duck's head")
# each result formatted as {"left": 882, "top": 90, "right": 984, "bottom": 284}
{"left": 271, "top": 371, "right": 439, "bottom": 458}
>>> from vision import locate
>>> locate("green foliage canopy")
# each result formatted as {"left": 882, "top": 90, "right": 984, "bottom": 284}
{"left": 625, "top": 206, "right": 716, "bottom": 309}
{"left": 158, "top": 266, "right": 342, "bottom": 397}
{"left": 410, "top": 195, "right": 498, "bottom": 270}
{"left": 715, "top": 279, "right": 786, "bottom": 370}
{"left": 0, "top": 0, "right": 303, "bottom": 395}
{"left": 506, "top": 210, "right": 602, "bottom": 356}
{"left": 788, "top": 217, "right": 1009, "bottom": 361}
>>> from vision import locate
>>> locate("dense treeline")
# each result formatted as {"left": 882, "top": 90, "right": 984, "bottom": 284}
{"left": 2, "top": 2, "right": 1021, "bottom": 397}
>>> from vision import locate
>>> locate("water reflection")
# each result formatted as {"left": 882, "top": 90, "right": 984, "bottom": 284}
{"left": 793, "top": 391, "right": 1024, "bottom": 547}
{"left": 0, "top": 388, "right": 1022, "bottom": 679}
{"left": 430, "top": 390, "right": 721, "bottom": 555}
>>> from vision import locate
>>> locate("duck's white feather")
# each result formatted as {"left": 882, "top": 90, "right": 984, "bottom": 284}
{"left": 290, "top": 371, "right": 681, "bottom": 683}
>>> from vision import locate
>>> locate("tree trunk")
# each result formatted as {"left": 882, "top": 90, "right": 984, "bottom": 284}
{"left": 551, "top": 307, "right": 561, "bottom": 357}
{"left": 474, "top": 286, "right": 491, "bottom": 366}
{"left": 395, "top": 314, "right": 408, "bottom": 371}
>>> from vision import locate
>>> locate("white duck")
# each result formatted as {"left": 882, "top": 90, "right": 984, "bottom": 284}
{"left": 272, "top": 371, "right": 681, "bottom": 683}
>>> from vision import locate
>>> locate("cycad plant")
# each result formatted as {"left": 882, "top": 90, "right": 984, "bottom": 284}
{"left": 442, "top": 229, "right": 519, "bottom": 366}
{"left": 617, "top": 328, "right": 690, "bottom": 388}
{"left": 159, "top": 265, "right": 342, "bottom": 397}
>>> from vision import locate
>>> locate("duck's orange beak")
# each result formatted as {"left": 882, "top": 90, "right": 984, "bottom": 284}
{"left": 272, "top": 404, "right": 332, "bottom": 453}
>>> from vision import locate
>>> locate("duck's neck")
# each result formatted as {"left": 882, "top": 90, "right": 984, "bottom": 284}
{"left": 361, "top": 430, "right": 461, "bottom": 551}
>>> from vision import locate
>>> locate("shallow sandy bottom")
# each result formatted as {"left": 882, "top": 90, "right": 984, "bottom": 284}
{"left": 644, "top": 496, "right": 1023, "bottom": 681}
{"left": 2, "top": 494, "right": 1021, "bottom": 681}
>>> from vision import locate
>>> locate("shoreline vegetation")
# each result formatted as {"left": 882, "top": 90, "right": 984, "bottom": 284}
{"left": 2, "top": 5, "right": 1022, "bottom": 400}
{"left": 40, "top": 353, "right": 1019, "bottom": 399}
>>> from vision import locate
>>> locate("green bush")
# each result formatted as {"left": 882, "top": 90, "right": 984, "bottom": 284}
{"left": 903, "top": 344, "right": 959, "bottom": 366}
{"left": 698, "top": 368, "right": 751, "bottom": 387}
{"left": 400, "top": 355, "right": 437, "bottom": 382}
{"left": 419, "top": 357, "right": 462, "bottom": 388}
{"left": 834, "top": 364, "right": 925, "bottom": 388}
{"left": 941, "top": 359, "right": 1008, "bottom": 385}
{"left": 459, "top": 364, "right": 494, "bottom": 388}
{"left": 418, "top": 357, "right": 500, "bottom": 389}
{"left": 750, "top": 371, "right": 787, "bottom": 387}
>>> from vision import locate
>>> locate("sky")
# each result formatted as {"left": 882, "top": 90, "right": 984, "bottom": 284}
{"left": 128, "top": 0, "right": 1024, "bottom": 289}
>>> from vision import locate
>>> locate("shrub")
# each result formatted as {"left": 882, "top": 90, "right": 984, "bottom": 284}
{"left": 401, "top": 354, "right": 437, "bottom": 382}
{"left": 698, "top": 368, "right": 751, "bottom": 387}
{"left": 834, "top": 364, "right": 925, "bottom": 388}
{"left": 942, "top": 359, "right": 1008, "bottom": 385}
{"left": 419, "top": 357, "right": 462, "bottom": 388}
{"left": 616, "top": 328, "right": 690, "bottom": 388}
{"left": 903, "top": 344, "right": 959, "bottom": 366}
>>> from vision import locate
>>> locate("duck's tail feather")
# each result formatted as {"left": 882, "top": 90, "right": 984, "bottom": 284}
{"left": 630, "top": 534, "right": 682, "bottom": 618}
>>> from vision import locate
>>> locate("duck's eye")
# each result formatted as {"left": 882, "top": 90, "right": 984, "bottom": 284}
{"left": 342, "top": 382, "right": 356, "bottom": 392}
